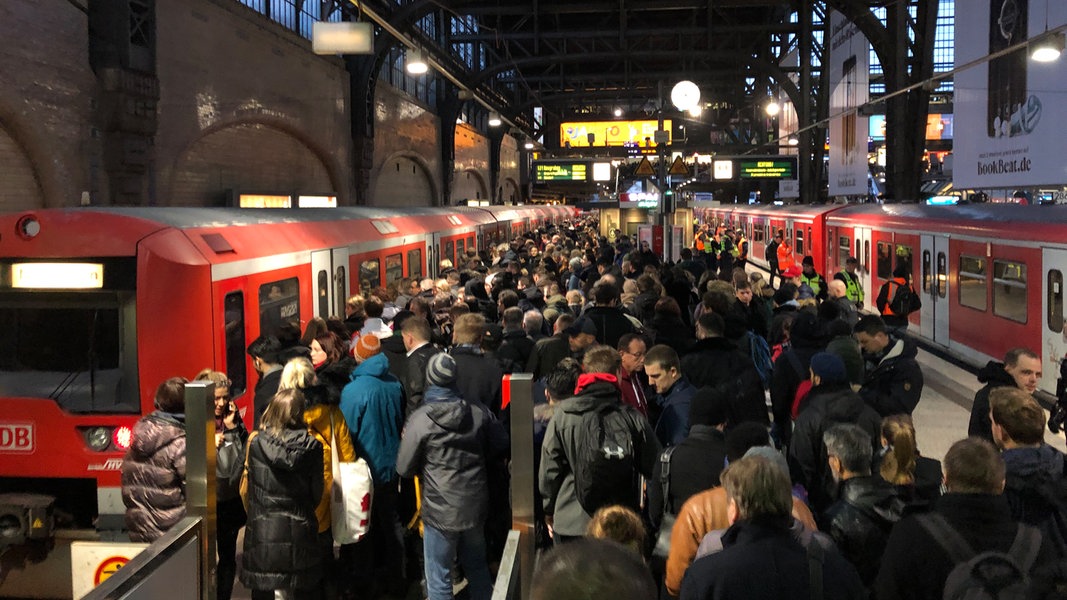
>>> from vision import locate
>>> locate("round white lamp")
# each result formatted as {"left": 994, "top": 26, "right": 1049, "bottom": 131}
{"left": 671, "top": 80, "right": 701, "bottom": 112}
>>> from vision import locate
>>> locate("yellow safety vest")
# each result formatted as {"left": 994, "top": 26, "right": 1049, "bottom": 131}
{"left": 801, "top": 273, "right": 822, "bottom": 298}
{"left": 838, "top": 269, "right": 864, "bottom": 303}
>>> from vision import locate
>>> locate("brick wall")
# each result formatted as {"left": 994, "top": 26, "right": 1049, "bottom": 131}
{"left": 369, "top": 84, "right": 441, "bottom": 206}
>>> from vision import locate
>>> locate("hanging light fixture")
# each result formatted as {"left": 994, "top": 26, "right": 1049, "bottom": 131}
{"left": 1031, "top": 31, "right": 1065, "bottom": 62}
{"left": 406, "top": 48, "right": 429, "bottom": 75}
{"left": 488, "top": 111, "right": 502, "bottom": 127}
{"left": 765, "top": 101, "right": 781, "bottom": 116}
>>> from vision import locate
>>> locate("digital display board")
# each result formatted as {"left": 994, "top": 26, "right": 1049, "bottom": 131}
{"left": 738, "top": 158, "right": 798, "bottom": 179}
{"left": 534, "top": 161, "right": 588, "bottom": 182}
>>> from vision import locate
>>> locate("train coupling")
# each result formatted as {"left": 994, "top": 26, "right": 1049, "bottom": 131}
{"left": 0, "top": 494, "right": 55, "bottom": 548}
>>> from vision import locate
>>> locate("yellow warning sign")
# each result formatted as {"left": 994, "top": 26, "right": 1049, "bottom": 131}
{"left": 31, "top": 517, "right": 43, "bottom": 529}
{"left": 634, "top": 157, "right": 655, "bottom": 177}
{"left": 669, "top": 156, "right": 689, "bottom": 176}
{"left": 94, "top": 556, "right": 128, "bottom": 585}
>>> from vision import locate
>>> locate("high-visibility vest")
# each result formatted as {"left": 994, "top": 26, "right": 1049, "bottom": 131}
{"left": 777, "top": 243, "right": 795, "bottom": 270}
{"left": 838, "top": 269, "right": 864, "bottom": 303}
{"left": 801, "top": 273, "right": 822, "bottom": 298}
{"left": 737, "top": 236, "right": 748, "bottom": 260}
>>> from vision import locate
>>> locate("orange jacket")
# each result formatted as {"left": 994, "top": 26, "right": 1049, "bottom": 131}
{"left": 664, "top": 486, "right": 817, "bottom": 597}
{"left": 777, "top": 242, "right": 795, "bottom": 271}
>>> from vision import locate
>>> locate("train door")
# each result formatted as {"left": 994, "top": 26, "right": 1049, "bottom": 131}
{"left": 311, "top": 248, "right": 350, "bottom": 319}
{"left": 855, "top": 227, "right": 873, "bottom": 303}
{"left": 1041, "top": 247, "right": 1067, "bottom": 392}
{"left": 430, "top": 232, "right": 443, "bottom": 278}
{"left": 920, "top": 235, "right": 950, "bottom": 345}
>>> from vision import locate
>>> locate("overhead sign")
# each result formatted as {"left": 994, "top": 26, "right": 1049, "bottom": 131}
{"left": 534, "top": 161, "right": 588, "bottom": 182}
{"left": 669, "top": 156, "right": 690, "bottom": 176}
{"left": 634, "top": 157, "right": 656, "bottom": 177}
{"left": 561, "top": 120, "right": 672, "bottom": 147}
{"left": 738, "top": 158, "right": 798, "bottom": 179}
{"left": 713, "top": 160, "right": 734, "bottom": 180}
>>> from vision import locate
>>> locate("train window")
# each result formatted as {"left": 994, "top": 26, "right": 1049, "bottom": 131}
{"left": 316, "top": 269, "right": 329, "bottom": 318}
{"left": 863, "top": 240, "right": 870, "bottom": 273}
{"left": 224, "top": 291, "right": 246, "bottom": 398}
{"left": 753, "top": 223, "right": 764, "bottom": 243}
{"left": 444, "top": 241, "right": 455, "bottom": 268}
{"left": 259, "top": 277, "right": 300, "bottom": 339}
{"left": 896, "top": 245, "right": 914, "bottom": 277}
{"left": 959, "top": 256, "right": 988, "bottom": 311}
{"left": 468, "top": 236, "right": 475, "bottom": 252}
{"left": 456, "top": 239, "right": 465, "bottom": 260}
{"left": 922, "top": 251, "right": 932, "bottom": 294}
{"left": 335, "top": 266, "right": 346, "bottom": 317}
{"left": 795, "top": 229, "right": 804, "bottom": 256}
{"left": 385, "top": 254, "right": 403, "bottom": 287}
{"left": 1048, "top": 270, "right": 1063, "bottom": 334}
{"left": 408, "top": 249, "right": 423, "bottom": 279}
{"left": 839, "top": 236, "right": 851, "bottom": 271}
{"left": 877, "top": 242, "right": 893, "bottom": 280}
{"left": 359, "top": 260, "right": 380, "bottom": 294}
{"left": 807, "top": 227, "right": 812, "bottom": 256}
{"left": 937, "top": 252, "right": 947, "bottom": 298}
{"left": 993, "top": 260, "right": 1027, "bottom": 323}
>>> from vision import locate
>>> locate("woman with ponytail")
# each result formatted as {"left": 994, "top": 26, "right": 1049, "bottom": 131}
{"left": 877, "top": 414, "right": 943, "bottom": 506}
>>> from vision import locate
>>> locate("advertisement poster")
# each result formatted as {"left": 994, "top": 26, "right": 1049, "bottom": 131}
{"left": 954, "top": 0, "right": 1067, "bottom": 188}
{"left": 827, "top": 10, "right": 870, "bottom": 196}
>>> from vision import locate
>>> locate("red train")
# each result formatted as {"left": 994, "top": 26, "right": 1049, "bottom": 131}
{"left": 0, "top": 204, "right": 574, "bottom": 533}
{"left": 698, "top": 202, "right": 1067, "bottom": 396}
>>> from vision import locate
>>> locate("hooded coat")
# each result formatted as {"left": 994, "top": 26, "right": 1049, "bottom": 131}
{"left": 860, "top": 335, "right": 924, "bottom": 417}
{"left": 395, "top": 384, "right": 508, "bottom": 532}
{"left": 121, "top": 411, "right": 187, "bottom": 542}
{"left": 240, "top": 428, "right": 324, "bottom": 592}
{"left": 1003, "top": 444, "right": 1067, "bottom": 553}
{"left": 340, "top": 352, "right": 404, "bottom": 484}
{"left": 968, "top": 361, "right": 1017, "bottom": 442}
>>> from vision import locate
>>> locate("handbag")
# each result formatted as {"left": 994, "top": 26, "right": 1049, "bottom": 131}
{"left": 652, "top": 445, "right": 678, "bottom": 560}
{"left": 329, "top": 411, "right": 374, "bottom": 545}
{"left": 238, "top": 431, "right": 258, "bottom": 513}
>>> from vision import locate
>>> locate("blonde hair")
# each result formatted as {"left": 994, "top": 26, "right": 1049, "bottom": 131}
{"left": 453, "top": 313, "right": 486, "bottom": 345}
{"left": 194, "top": 368, "right": 229, "bottom": 388}
{"left": 585, "top": 505, "right": 646, "bottom": 554}
{"left": 260, "top": 388, "right": 306, "bottom": 436}
{"left": 880, "top": 414, "right": 918, "bottom": 485}
{"left": 279, "top": 357, "right": 316, "bottom": 391}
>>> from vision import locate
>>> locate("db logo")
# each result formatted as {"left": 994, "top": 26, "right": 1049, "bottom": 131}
{"left": 0, "top": 423, "right": 34, "bottom": 453}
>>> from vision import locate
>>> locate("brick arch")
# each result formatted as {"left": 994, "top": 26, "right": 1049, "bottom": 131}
{"left": 452, "top": 168, "right": 489, "bottom": 206}
{"left": 165, "top": 115, "right": 346, "bottom": 206}
{"left": 0, "top": 103, "right": 64, "bottom": 209}
{"left": 371, "top": 151, "right": 439, "bottom": 207}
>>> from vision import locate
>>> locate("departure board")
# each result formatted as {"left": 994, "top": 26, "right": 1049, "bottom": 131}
{"left": 737, "top": 157, "right": 797, "bottom": 179}
{"left": 534, "top": 162, "right": 588, "bottom": 182}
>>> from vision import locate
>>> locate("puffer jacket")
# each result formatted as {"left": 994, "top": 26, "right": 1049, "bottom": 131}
{"left": 539, "top": 375, "right": 661, "bottom": 536}
{"left": 240, "top": 427, "right": 324, "bottom": 593}
{"left": 121, "top": 411, "right": 186, "bottom": 542}
{"left": 396, "top": 384, "right": 508, "bottom": 532}
{"left": 968, "top": 361, "right": 1017, "bottom": 442}
{"left": 822, "top": 475, "right": 906, "bottom": 587}
{"left": 860, "top": 335, "right": 924, "bottom": 416}
{"left": 304, "top": 389, "right": 357, "bottom": 533}
{"left": 665, "top": 485, "right": 817, "bottom": 597}
{"left": 340, "top": 352, "right": 404, "bottom": 484}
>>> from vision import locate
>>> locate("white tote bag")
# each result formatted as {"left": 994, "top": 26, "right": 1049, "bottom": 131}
{"left": 329, "top": 412, "right": 374, "bottom": 544}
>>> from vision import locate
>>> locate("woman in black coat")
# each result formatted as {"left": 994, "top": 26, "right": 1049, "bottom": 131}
{"left": 240, "top": 388, "right": 325, "bottom": 599}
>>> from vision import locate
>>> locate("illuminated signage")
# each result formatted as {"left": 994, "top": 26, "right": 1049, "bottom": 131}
{"left": 619, "top": 192, "right": 660, "bottom": 209}
{"left": 713, "top": 160, "right": 735, "bottom": 180}
{"left": 592, "top": 162, "right": 613, "bottom": 182}
{"left": 297, "top": 195, "right": 338, "bottom": 208}
{"left": 560, "top": 120, "right": 672, "bottom": 147}
{"left": 239, "top": 194, "right": 292, "bottom": 208}
{"left": 534, "top": 162, "right": 588, "bottom": 182}
{"left": 12, "top": 263, "right": 104, "bottom": 289}
{"left": 738, "top": 158, "right": 797, "bottom": 179}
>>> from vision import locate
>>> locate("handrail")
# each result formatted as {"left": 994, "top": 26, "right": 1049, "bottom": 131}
{"left": 81, "top": 516, "right": 203, "bottom": 600}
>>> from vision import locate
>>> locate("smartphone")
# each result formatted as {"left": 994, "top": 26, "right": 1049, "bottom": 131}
{"left": 988, "top": 0, "right": 1027, "bottom": 137}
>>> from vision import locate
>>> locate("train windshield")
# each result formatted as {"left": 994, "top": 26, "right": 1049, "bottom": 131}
{"left": 0, "top": 291, "right": 139, "bottom": 413}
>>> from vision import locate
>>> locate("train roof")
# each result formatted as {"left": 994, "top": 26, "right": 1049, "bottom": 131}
{"left": 700, "top": 203, "right": 839, "bottom": 219}
{"left": 825, "top": 203, "right": 1067, "bottom": 241}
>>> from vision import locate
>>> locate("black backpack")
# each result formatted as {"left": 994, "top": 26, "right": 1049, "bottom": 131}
{"left": 917, "top": 513, "right": 1041, "bottom": 600}
{"left": 1004, "top": 457, "right": 1067, "bottom": 556}
{"left": 888, "top": 280, "right": 921, "bottom": 315}
{"left": 571, "top": 402, "right": 642, "bottom": 514}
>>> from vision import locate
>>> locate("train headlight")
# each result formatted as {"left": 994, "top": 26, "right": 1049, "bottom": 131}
{"left": 86, "top": 427, "right": 110, "bottom": 451}
{"left": 15, "top": 215, "right": 40, "bottom": 240}
{"left": 113, "top": 426, "right": 133, "bottom": 451}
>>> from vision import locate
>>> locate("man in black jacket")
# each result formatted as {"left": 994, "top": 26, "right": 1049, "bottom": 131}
{"left": 584, "top": 281, "right": 637, "bottom": 349}
{"left": 853, "top": 315, "right": 924, "bottom": 417}
{"left": 876, "top": 437, "right": 1061, "bottom": 599}
{"left": 450, "top": 313, "right": 504, "bottom": 416}
{"left": 680, "top": 312, "right": 767, "bottom": 427}
{"left": 400, "top": 317, "right": 440, "bottom": 418}
{"left": 496, "top": 307, "right": 535, "bottom": 374}
{"left": 246, "top": 335, "right": 283, "bottom": 427}
{"left": 969, "top": 347, "right": 1042, "bottom": 442}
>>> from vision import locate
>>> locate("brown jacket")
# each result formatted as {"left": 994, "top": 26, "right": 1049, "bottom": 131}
{"left": 121, "top": 412, "right": 187, "bottom": 542}
{"left": 664, "top": 486, "right": 817, "bottom": 597}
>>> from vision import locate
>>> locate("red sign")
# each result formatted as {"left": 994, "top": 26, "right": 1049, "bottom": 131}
{"left": 0, "top": 423, "right": 34, "bottom": 452}
{"left": 94, "top": 556, "right": 128, "bottom": 585}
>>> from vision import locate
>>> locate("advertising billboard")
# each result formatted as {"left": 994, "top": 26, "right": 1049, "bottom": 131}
{"left": 827, "top": 10, "right": 870, "bottom": 196}
{"left": 560, "top": 120, "right": 672, "bottom": 147}
{"left": 955, "top": 1, "right": 1067, "bottom": 188}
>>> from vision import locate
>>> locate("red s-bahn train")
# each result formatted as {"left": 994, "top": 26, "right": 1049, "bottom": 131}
{"left": 0, "top": 204, "right": 574, "bottom": 535}
{"left": 699, "top": 202, "right": 1067, "bottom": 396}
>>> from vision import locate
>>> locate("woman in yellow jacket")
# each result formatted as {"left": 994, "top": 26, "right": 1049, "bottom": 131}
{"left": 279, "top": 356, "right": 356, "bottom": 595}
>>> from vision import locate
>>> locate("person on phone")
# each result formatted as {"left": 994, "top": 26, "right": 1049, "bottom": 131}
{"left": 195, "top": 369, "right": 248, "bottom": 600}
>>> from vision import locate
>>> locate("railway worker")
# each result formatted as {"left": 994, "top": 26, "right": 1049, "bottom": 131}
{"left": 240, "top": 388, "right": 324, "bottom": 600}
{"left": 121, "top": 377, "right": 188, "bottom": 543}
{"left": 833, "top": 256, "right": 864, "bottom": 309}
{"left": 247, "top": 335, "right": 284, "bottom": 426}
{"left": 875, "top": 265, "right": 920, "bottom": 334}
{"left": 853, "top": 315, "right": 924, "bottom": 417}
{"left": 195, "top": 370, "right": 247, "bottom": 600}
{"left": 396, "top": 353, "right": 508, "bottom": 600}
{"left": 799, "top": 255, "right": 829, "bottom": 303}
{"left": 968, "top": 348, "right": 1042, "bottom": 443}
{"left": 339, "top": 333, "right": 407, "bottom": 599}
{"left": 776, "top": 230, "right": 796, "bottom": 278}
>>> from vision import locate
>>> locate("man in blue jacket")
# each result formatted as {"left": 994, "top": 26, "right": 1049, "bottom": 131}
{"left": 646, "top": 344, "right": 698, "bottom": 448}
{"left": 339, "top": 334, "right": 406, "bottom": 597}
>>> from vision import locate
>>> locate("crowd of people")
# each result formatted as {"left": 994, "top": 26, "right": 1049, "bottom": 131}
{"left": 116, "top": 217, "right": 1067, "bottom": 600}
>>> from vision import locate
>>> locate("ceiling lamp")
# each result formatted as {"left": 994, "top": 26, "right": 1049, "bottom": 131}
{"left": 765, "top": 101, "right": 781, "bottom": 117}
{"left": 524, "top": 141, "right": 535, "bottom": 150}
{"left": 614, "top": 107, "right": 623, "bottom": 117}
{"left": 671, "top": 80, "right": 701, "bottom": 112}
{"left": 406, "top": 48, "right": 429, "bottom": 75}
{"left": 488, "top": 111, "right": 502, "bottom": 127}
{"left": 1031, "top": 31, "right": 1065, "bottom": 62}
